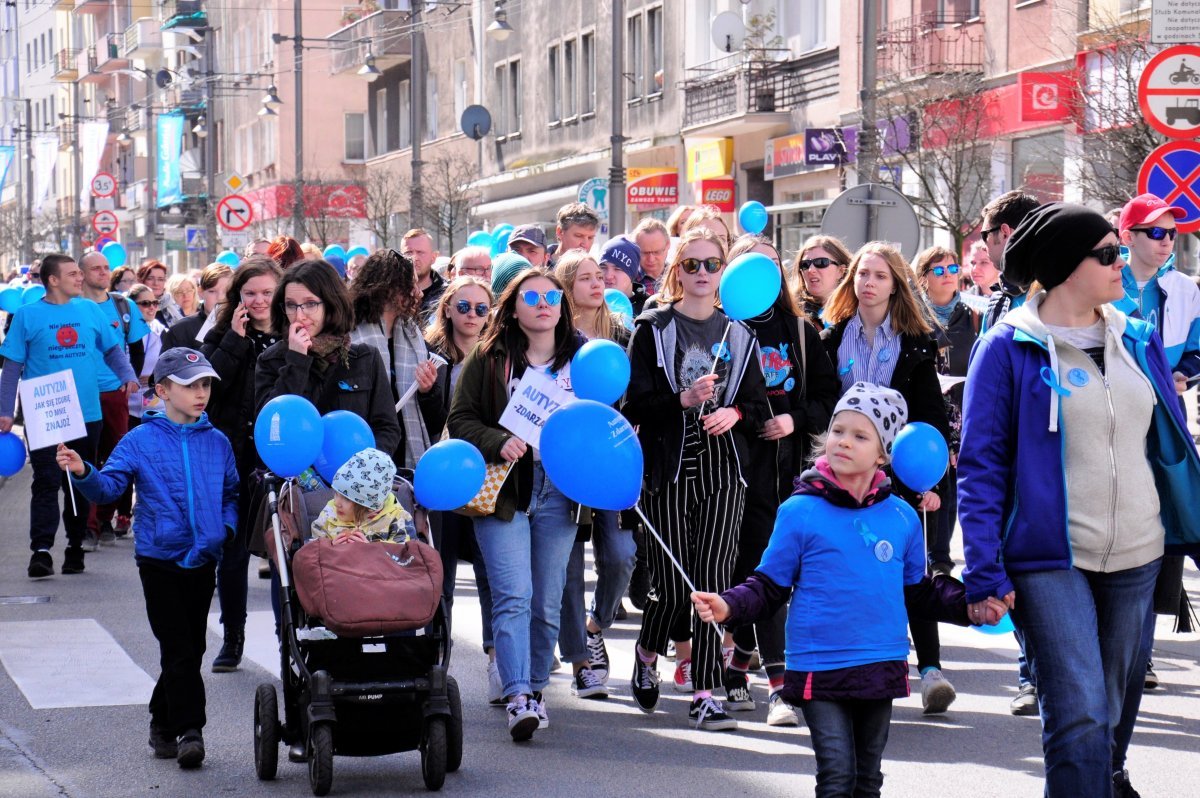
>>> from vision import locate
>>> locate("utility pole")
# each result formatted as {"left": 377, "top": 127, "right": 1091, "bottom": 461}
{"left": 858, "top": 0, "right": 879, "bottom": 242}
{"left": 70, "top": 83, "right": 83, "bottom": 256}
{"left": 608, "top": 0, "right": 626, "bottom": 235}
{"left": 145, "top": 78, "right": 157, "bottom": 261}
{"left": 292, "top": 0, "right": 305, "bottom": 240}
{"left": 410, "top": 3, "right": 425, "bottom": 230}
{"left": 22, "top": 98, "right": 33, "bottom": 264}
{"left": 203, "top": 28, "right": 218, "bottom": 263}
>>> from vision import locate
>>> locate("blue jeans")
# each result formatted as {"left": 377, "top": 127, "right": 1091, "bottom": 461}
{"left": 559, "top": 510, "right": 636, "bottom": 662}
{"left": 474, "top": 462, "right": 578, "bottom": 698}
{"left": 798, "top": 698, "right": 893, "bottom": 798}
{"left": 1010, "top": 559, "right": 1161, "bottom": 797}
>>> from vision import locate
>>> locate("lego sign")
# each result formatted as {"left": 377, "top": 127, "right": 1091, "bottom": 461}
{"left": 626, "top": 168, "right": 679, "bottom": 207}
{"left": 696, "top": 178, "right": 736, "bottom": 213}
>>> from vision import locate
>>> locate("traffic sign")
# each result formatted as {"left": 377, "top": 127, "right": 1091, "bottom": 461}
{"left": 185, "top": 226, "right": 208, "bottom": 252}
{"left": 90, "top": 172, "right": 117, "bottom": 198}
{"left": 1137, "top": 140, "right": 1200, "bottom": 233}
{"left": 92, "top": 210, "right": 119, "bottom": 237}
{"left": 216, "top": 194, "right": 253, "bottom": 231}
{"left": 820, "top": 183, "right": 921, "bottom": 259}
{"left": 1138, "top": 44, "right": 1200, "bottom": 138}
{"left": 222, "top": 172, "right": 246, "bottom": 194}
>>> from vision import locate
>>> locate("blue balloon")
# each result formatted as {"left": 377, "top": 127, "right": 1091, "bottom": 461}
{"left": 102, "top": 241, "right": 127, "bottom": 269}
{"left": 540, "top": 400, "right": 643, "bottom": 511}
{"left": 467, "top": 230, "right": 492, "bottom": 248}
{"left": 891, "top": 421, "right": 949, "bottom": 493}
{"left": 738, "top": 200, "right": 769, "bottom": 235}
{"left": 604, "top": 288, "right": 635, "bottom": 330}
{"left": 313, "top": 410, "right": 376, "bottom": 483}
{"left": 0, "top": 287, "right": 22, "bottom": 314}
{"left": 216, "top": 250, "right": 240, "bottom": 267}
{"left": 254, "top": 394, "right": 324, "bottom": 478}
{"left": 572, "top": 339, "right": 630, "bottom": 405}
{"left": 346, "top": 246, "right": 370, "bottom": 259}
{"left": 719, "top": 251, "right": 781, "bottom": 320}
{"left": 0, "top": 431, "right": 26, "bottom": 477}
{"left": 22, "top": 285, "right": 45, "bottom": 305}
{"left": 322, "top": 244, "right": 347, "bottom": 262}
{"left": 414, "top": 439, "right": 487, "bottom": 511}
{"left": 326, "top": 254, "right": 347, "bottom": 278}
{"left": 490, "top": 223, "right": 515, "bottom": 256}
{"left": 973, "top": 614, "right": 1016, "bottom": 636}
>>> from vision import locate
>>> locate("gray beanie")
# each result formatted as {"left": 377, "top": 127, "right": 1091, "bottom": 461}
{"left": 832, "top": 382, "right": 909, "bottom": 460}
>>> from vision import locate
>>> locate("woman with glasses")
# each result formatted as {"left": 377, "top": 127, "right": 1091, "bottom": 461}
{"left": 793, "top": 235, "right": 853, "bottom": 328}
{"left": 137, "top": 260, "right": 174, "bottom": 326}
{"left": 958, "top": 204, "right": 1200, "bottom": 797}
{"left": 108, "top": 266, "right": 136, "bottom": 294}
{"left": 622, "top": 227, "right": 769, "bottom": 732}
{"left": 447, "top": 268, "right": 584, "bottom": 741}
{"left": 166, "top": 274, "right": 199, "bottom": 323}
{"left": 821, "top": 243, "right": 955, "bottom": 715}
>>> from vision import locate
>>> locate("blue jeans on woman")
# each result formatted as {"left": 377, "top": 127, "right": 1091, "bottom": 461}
{"left": 474, "top": 462, "right": 578, "bottom": 699}
{"left": 1010, "top": 558, "right": 1161, "bottom": 797}
{"left": 798, "top": 698, "right": 893, "bottom": 798}
{"left": 559, "top": 510, "right": 636, "bottom": 663}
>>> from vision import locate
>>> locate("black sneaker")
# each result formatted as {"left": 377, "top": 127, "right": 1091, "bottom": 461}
{"left": 571, "top": 666, "right": 609, "bottom": 700}
{"left": 1145, "top": 661, "right": 1159, "bottom": 690}
{"left": 27, "top": 551, "right": 53, "bottom": 579}
{"left": 724, "top": 671, "right": 755, "bottom": 711}
{"left": 61, "top": 547, "right": 85, "bottom": 575}
{"left": 689, "top": 695, "right": 738, "bottom": 731}
{"left": 176, "top": 729, "right": 205, "bottom": 769}
{"left": 149, "top": 724, "right": 177, "bottom": 759}
{"left": 1113, "top": 769, "right": 1143, "bottom": 798}
{"left": 585, "top": 628, "right": 610, "bottom": 683}
{"left": 630, "top": 657, "right": 660, "bottom": 713}
{"left": 506, "top": 696, "right": 538, "bottom": 742}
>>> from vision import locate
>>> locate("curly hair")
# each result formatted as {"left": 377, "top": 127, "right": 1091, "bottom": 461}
{"left": 351, "top": 249, "right": 421, "bottom": 326}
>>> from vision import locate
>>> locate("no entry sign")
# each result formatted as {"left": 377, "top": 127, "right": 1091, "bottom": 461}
{"left": 92, "top": 210, "right": 119, "bottom": 236}
{"left": 1138, "top": 44, "right": 1200, "bottom": 138}
{"left": 1138, "top": 140, "right": 1200, "bottom": 233}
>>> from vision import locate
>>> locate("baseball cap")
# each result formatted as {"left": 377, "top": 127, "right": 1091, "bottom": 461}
{"left": 153, "top": 347, "right": 220, "bottom": 386}
{"left": 509, "top": 224, "right": 547, "bottom": 251}
{"left": 1118, "top": 193, "right": 1187, "bottom": 231}
{"left": 600, "top": 236, "right": 642, "bottom": 283}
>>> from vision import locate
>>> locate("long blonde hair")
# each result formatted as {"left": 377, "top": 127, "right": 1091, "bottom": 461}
{"left": 554, "top": 249, "right": 616, "bottom": 341}
{"left": 424, "top": 276, "right": 494, "bottom": 364}
{"left": 658, "top": 227, "right": 728, "bottom": 305}
{"left": 823, "top": 242, "right": 933, "bottom": 338}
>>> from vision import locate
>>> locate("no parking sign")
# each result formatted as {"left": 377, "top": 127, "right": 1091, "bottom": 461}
{"left": 1137, "top": 141, "right": 1200, "bottom": 234}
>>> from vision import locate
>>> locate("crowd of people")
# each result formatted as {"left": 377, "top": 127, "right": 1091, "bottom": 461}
{"left": 3, "top": 191, "right": 1199, "bottom": 797}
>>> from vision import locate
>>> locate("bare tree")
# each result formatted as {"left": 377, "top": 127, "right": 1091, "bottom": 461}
{"left": 419, "top": 152, "right": 480, "bottom": 254}
{"left": 360, "top": 164, "right": 410, "bottom": 250}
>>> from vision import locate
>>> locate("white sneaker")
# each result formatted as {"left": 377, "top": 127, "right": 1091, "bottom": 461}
{"left": 530, "top": 692, "right": 549, "bottom": 729}
{"left": 767, "top": 692, "right": 799, "bottom": 727}
{"left": 487, "top": 660, "right": 505, "bottom": 707}
{"left": 506, "top": 695, "right": 538, "bottom": 741}
{"left": 921, "top": 668, "right": 957, "bottom": 714}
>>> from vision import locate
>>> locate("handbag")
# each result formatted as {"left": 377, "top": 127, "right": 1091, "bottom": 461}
{"left": 454, "top": 460, "right": 514, "bottom": 517}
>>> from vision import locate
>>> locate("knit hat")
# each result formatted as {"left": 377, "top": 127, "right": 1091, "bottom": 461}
{"left": 1002, "top": 202, "right": 1115, "bottom": 291}
{"left": 491, "top": 252, "right": 532, "bottom": 296}
{"left": 1118, "top": 193, "right": 1186, "bottom": 231}
{"left": 331, "top": 448, "right": 396, "bottom": 513}
{"left": 600, "top": 236, "right": 642, "bottom": 284}
{"left": 832, "top": 382, "right": 909, "bottom": 460}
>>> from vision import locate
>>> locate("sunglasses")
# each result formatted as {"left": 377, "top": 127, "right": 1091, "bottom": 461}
{"left": 679, "top": 257, "right": 724, "bottom": 275}
{"left": 135, "top": 299, "right": 158, "bottom": 309}
{"left": 520, "top": 289, "right": 563, "bottom": 307}
{"left": 927, "top": 264, "right": 961, "bottom": 277}
{"left": 1132, "top": 226, "right": 1177, "bottom": 241}
{"left": 798, "top": 257, "right": 839, "bottom": 271}
{"left": 980, "top": 225, "right": 1002, "bottom": 243}
{"left": 1088, "top": 244, "right": 1121, "bottom": 266}
{"left": 455, "top": 300, "right": 490, "bottom": 317}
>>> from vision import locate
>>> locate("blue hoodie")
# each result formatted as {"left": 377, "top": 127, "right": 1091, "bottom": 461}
{"left": 74, "top": 410, "right": 239, "bottom": 568}
{"left": 1112, "top": 255, "right": 1200, "bottom": 377}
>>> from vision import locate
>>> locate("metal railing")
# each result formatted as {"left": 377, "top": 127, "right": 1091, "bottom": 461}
{"left": 875, "top": 12, "right": 985, "bottom": 82}
{"left": 682, "top": 49, "right": 823, "bottom": 128}
{"left": 53, "top": 48, "right": 80, "bottom": 79}
{"left": 328, "top": 10, "right": 413, "bottom": 75}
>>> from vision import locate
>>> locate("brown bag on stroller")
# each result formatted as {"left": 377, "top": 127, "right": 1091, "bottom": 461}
{"left": 292, "top": 538, "right": 444, "bottom": 637}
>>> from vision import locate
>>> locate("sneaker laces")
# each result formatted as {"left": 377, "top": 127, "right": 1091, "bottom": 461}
{"left": 578, "top": 668, "right": 604, "bottom": 690}
{"left": 585, "top": 631, "right": 608, "bottom": 667}
{"left": 692, "top": 696, "right": 725, "bottom": 724}
{"left": 635, "top": 661, "right": 660, "bottom": 690}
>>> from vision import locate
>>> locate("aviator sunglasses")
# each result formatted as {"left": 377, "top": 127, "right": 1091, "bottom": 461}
{"left": 455, "top": 300, "right": 490, "bottom": 318}
{"left": 679, "top": 257, "right": 724, "bottom": 275}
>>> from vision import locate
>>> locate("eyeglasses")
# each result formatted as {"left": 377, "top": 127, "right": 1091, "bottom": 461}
{"left": 980, "top": 225, "right": 1002, "bottom": 243}
{"left": 1132, "top": 226, "right": 1178, "bottom": 241}
{"left": 679, "top": 257, "right": 724, "bottom": 275}
{"left": 135, "top": 299, "right": 158, "bottom": 309}
{"left": 1087, "top": 245, "right": 1121, "bottom": 266}
{"left": 798, "top": 257, "right": 839, "bottom": 271}
{"left": 927, "top": 264, "right": 962, "bottom": 277}
{"left": 520, "top": 289, "right": 563, "bottom": 307}
{"left": 28, "top": 272, "right": 40, "bottom": 282}
{"left": 284, "top": 300, "right": 324, "bottom": 315}
{"left": 456, "top": 300, "right": 490, "bottom": 317}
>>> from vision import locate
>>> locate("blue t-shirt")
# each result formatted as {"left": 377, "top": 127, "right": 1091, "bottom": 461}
{"left": 0, "top": 298, "right": 122, "bottom": 422}
{"left": 757, "top": 492, "right": 925, "bottom": 672}
{"left": 92, "top": 295, "right": 150, "bottom": 391}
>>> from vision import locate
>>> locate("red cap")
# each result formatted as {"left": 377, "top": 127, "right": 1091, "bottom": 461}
{"left": 1119, "top": 193, "right": 1187, "bottom": 231}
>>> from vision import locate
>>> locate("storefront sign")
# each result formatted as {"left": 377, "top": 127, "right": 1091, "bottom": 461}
{"left": 686, "top": 138, "right": 734, "bottom": 182}
{"left": 695, "top": 178, "right": 735, "bottom": 212}
{"left": 626, "top": 168, "right": 679, "bottom": 207}
{"left": 1019, "top": 71, "right": 1076, "bottom": 123}
{"left": 805, "top": 129, "right": 846, "bottom": 166}
{"left": 765, "top": 134, "right": 805, "bottom": 180}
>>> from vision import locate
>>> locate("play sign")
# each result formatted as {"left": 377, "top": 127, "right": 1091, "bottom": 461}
{"left": 1138, "top": 44, "right": 1200, "bottom": 138}
{"left": 1137, "top": 141, "right": 1200, "bottom": 234}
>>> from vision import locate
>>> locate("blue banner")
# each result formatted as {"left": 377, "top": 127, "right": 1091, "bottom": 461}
{"left": 0, "top": 145, "right": 14, "bottom": 194}
{"left": 156, "top": 112, "right": 184, "bottom": 207}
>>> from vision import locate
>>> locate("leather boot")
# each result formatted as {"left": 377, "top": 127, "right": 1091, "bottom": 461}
{"left": 211, "top": 628, "right": 244, "bottom": 673}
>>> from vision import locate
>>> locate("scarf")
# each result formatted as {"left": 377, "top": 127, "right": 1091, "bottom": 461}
{"left": 309, "top": 492, "right": 414, "bottom": 543}
{"left": 931, "top": 293, "right": 960, "bottom": 327}
{"left": 352, "top": 318, "right": 432, "bottom": 470}
{"left": 309, "top": 333, "right": 351, "bottom": 370}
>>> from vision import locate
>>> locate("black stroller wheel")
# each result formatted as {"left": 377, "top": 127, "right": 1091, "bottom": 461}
{"left": 420, "top": 717, "right": 447, "bottom": 791}
{"left": 308, "top": 723, "right": 334, "bottom": 796}
{"left": 254, "top": 684, "right": 280, "bottom": 780}
{"left": 446, "top": 677, "right": 463, "bottom": 774}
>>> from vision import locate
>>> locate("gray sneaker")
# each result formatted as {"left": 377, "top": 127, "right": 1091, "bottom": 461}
{"left": 1010, "top": 683, "right": 1038, "bottom": 716}
{"left": 487, "top": 659, "right": 505, "bottom": 707}
{"left": 920, "top": 668, "right": 957, "bottom": 714}
{"left": 80, "top": 531, "right": 99, "bottom": 552}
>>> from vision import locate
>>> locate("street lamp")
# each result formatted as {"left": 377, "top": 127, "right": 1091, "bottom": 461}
{"left": 486, "top": 2, "right": 514, "bottom": 41}
{"left": 192, "top": 116, "right": 208, "bottom": 138}
{"left": 117, "top": 129, "right": 132, "bottom": 146}
{"left": 262, "top": 84, "right": 283, "bottom": 110}
{"left": 357, "top": 52, "right": 381, "bottom": 82}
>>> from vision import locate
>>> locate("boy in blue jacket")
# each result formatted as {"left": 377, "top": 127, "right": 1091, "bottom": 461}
{"left": 56, "top": 347, "right": 239, "bottom": 770}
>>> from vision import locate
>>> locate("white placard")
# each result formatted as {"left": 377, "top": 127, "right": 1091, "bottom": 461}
{"left": 498, "top": 365, "right": 574, "bottom": 449}
{"left": 18, "top": 370, "right": 87, "bottom": 451}
{"left": 937, "top": 374, "right": 966, "bottom": 394}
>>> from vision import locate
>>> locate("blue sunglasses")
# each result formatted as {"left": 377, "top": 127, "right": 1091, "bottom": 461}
{"left": 520, "top": 289, "right": 563, "bottom": 307}
{"left": 928, "top": 264, "right": 961, "bottom": 277}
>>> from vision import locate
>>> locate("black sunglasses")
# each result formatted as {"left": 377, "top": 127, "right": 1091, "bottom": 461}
{"left": 1132, "top": 226, "right": 1178, "bottom": 241}
{"left": 1088, "top": 245, "right": 1121, "bottom": 266}
{"left": 798, "top": 257, "right": 839, "bottom": 271}
{"left": 679, "top": 257, "right": 724, "bottom": 274}
{"left": 455, "top": 300, "right": 490, "bottom": 317}
{"left": 980, "top": 225, "right": 1002, "bottom": 243}
{"left": 135, "top": 299, "right": 158, "bottom": 309}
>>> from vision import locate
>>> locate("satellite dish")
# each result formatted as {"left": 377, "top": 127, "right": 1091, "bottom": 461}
{"left": 155, "top": 69, "right": 173, "bottom": 89}
{"left": 461, "top": 105, "right": 492, "bottom": 141}
{"left": 711, "top": 11, "right": 746, "bottom": 53}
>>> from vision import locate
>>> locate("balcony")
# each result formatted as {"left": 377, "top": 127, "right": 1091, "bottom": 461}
{"left": 77, "top": 46, "right": 112, "bottom": 85}
{"left": 327, "top": 10, "right": 413, "bottom": 76}
{"left": 124, "top": 18, "right": 163, "bottom": 58}
{"left": 96, "top": 33, "right": 130, "bottom": 72}
{"left": 683, "top": 49, "right": 837, "bottom": 132}
{"left": 74, "top": 0, "right": 108, "bottom": 13}
{"left": 126, "top": 105, "right": 148, "bottom": 135}
{"left": 876, "top": 13, "right": 985, "bottom": 84}
{"left": 53, "top": 48, "right": 80, "bottom": 82}
{"left": 161, "top": 0, "right": 207, "bottom": 30}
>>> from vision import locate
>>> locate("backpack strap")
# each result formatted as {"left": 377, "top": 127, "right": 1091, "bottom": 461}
{"left": 108, "top": 292, "right": 132, "bottom": 345}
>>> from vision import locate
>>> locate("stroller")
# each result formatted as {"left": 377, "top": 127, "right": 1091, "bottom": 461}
{"left": 251, "top": 472, "right": 463, "bottom": 794}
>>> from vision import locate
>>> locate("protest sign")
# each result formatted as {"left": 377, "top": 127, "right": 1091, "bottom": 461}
{"left": 18, "top": 370, "right": 86, "bottom": 451}
{"left": 499, "top": 365, "right": 574, "bottom": 449}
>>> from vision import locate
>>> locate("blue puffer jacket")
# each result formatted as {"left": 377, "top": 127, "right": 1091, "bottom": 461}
{"left": 959, "top": 298, "right": 1200, "bottom": 604}
{"left": 75, "top": 410, "right": 239, "bottom": 568}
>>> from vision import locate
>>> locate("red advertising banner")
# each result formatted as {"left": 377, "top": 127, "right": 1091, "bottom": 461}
{"left": 1019, "top": 71, "right": 1077, "bottom": 123}
{"left": 627, "top": 168, "right": 679, "bottom": 207}
{"left": 696, "top": 178, "right": 735, "bottom": 212}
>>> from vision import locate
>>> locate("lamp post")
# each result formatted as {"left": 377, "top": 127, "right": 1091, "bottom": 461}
{"left": 609, "top": 0, "right": 626, "bottom": 235}
{"left": 410, "top": 3, "right": 425, "bottom": 230}
{"left": 292, "top": 0, "right": 305, "bottom": 240}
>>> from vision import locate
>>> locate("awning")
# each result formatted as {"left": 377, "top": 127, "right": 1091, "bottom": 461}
{"left": 474, "top": 183, "right": 581, "bottom": 219}
{"left": 765, "top": 199, "right": 831, "bottom": 214}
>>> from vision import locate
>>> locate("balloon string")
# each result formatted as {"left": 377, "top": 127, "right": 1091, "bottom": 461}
{"left": 634, "top": 504, "right": 725, "bottom": 642}
{"left": 697, "top": 322, "right": 732, "bottom": 416}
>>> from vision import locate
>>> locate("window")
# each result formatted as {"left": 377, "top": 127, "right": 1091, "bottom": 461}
{"left": 647, "top": 6, "right": 663, "bottom": 95}
{"left": 627, "top": 14, "right": 644, "bottom": 100}
{"left": 798, "top": 0, "right": 828, "bottom": 51}
{"left": 453, "top": 58, "right": 468, "bottom": 121}
{"left": 563, "top": 39, "right": 577, "bottom": 118}
{"left": 496, "top": 59, "right": 521, "bottom": 136}
{"left": 425, "top": 74, "right": 437, "bottom": 140}
{"left": 509, "top": 59, "right": 522, "bottom": 134}
{"left": 548, "top": 44, "right": 561, "bottom": 123}
{"left": 582, "top": 32, "right": 595, "bottom": 115}
{"left": 495, "top": 64, "right": 507, "bottom": 136}
{"left": 344, "top": 112, "right": 366, "bottom": 161}
{"left": 1012, "top": 133, "right": 1063, "bottom": 202}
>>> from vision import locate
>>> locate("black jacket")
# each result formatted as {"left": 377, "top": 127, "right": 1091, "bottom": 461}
{"left": 160, "top": 311, "right": 207, "bottom": 352}
{"left": 201, "top": 324, "right": 279, "bottom": 472}
{"left": 254, "top": 340, "right": 402, "bottom": 459}
{"left": 934, "top": 299, "right": 981, "bottom": 381}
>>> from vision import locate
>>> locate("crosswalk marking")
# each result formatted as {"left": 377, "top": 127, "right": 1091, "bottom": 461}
{"left": 0, "top": 619, "right": 154, "bottom": 709}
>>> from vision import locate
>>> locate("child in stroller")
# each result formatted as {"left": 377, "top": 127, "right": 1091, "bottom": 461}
{"left": 310, "top": 448, "right": 416, "bottom": 545}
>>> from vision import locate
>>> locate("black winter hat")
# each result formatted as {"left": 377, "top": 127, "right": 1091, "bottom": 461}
{"left": 1002, "top": 202, "right": 1115, "bottom": 291}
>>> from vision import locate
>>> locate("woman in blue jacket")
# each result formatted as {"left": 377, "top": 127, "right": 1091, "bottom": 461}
{"left": 958, "top": 203, "right": 1200, "bottom": 798}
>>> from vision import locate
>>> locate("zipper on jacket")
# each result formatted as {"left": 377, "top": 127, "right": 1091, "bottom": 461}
{"left": 1100, "top": 371, "right": 1118, "bottom": 570}
{"left": 182, "top": 428, "right": 198, "bottom": 544}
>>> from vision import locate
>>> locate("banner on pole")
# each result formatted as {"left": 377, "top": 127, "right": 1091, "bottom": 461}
{"left": 0, "top": 145, "right": 14, "bottom": 194}
{"left": 32, "top": 135, "right": 59, "bottom": 214}
{"left": 156, "top": 113, "right": 185, "bottom": 208}
{"left": 77, "top": 121, "right": 110, "bottom": 203}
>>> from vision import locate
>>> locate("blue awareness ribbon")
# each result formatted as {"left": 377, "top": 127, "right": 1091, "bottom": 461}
{"left": 1039, "top": 366, "right": 1072, "bottom": 398}
{"left": 855, "top": 518, "right": 878, "bottom": 548}
{"left": 838, "top": 357, "right": 855, "bottom": 377}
